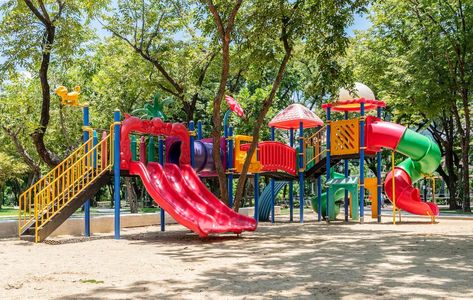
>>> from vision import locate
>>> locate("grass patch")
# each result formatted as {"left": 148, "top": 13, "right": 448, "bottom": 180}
{"left": 0, "top": 207, "right": 18, "bottom": 217}
{"left": 141, "top": 207, "right": 160, "bottom": 213}
{"left": 80, "top": 279, "right": 104, "bottom": 284}
{"left": 439, "top": 208, "right": 473, "bottom": 215}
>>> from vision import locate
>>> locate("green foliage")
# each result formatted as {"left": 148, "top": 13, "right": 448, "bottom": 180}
{"left": 0, "top": 152, "right": 28, "bottom": 186}
{"left": 132, "top": 94, "right": 174, "bottom": 120}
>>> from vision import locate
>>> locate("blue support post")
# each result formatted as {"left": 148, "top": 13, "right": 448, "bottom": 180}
{"left": 344, "top": 111, "right": 349, "bottom": 222}
{"left": 254, "top": 174, "right": 260, "bottom": 223}
{"left": 298, "top": 122, "right": 304, "bottom": 223}
{"left": 360, "top": 102, "right": 366, "bottom": 223}
{"left": 158, "top": 136, "right": 165, "bottom": 231}
{"left": 289, "top": 128, "right": 294, "bottom": 222}
{"left": 376, "top": 106, "right": 382, "bottom": 223}
{"left": 325, "top": 107, "right": 332, "bottom": 221}
{"left": 227, "top": 126, "right": 234, "bottom": 208}
{"left": 223, "top": 109, "right": 231, "bottom": 138}
{"left": 113, "top": 109, "right": 121, "bottom": 240}
{"left": 270, "top": 126, "right": 276, "bottom": 223}
{"left": 83, "top": 104, "right": 90, "bottom": 237}
{"left": 189, "top": 121, "right": 195, "bottom": 168}
{"left": 197, "top": 120, "right": 203, "bottom": 140}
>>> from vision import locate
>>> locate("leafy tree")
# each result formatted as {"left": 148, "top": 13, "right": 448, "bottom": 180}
{"left": 347, "top": 0, "right": 472, "bottom": 211}
{"left": 204, "top": 0, "right": 367, "bottom": 210}
{"left": 102, "top": 0, "right": 216, "bottom": 122}
{"left": 0, "top": 0, "right": 107, "bottom": 167}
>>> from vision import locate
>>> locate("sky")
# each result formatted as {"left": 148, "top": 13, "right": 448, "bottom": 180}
{"left": 0, "top": 10, "right": 372, "bottom": 66}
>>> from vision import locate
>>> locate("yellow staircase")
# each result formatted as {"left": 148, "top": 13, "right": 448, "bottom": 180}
{"left": 18, "top": 130, "right": 114, "bottom": 242}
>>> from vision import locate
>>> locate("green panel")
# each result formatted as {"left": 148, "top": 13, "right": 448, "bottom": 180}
{"left": 131, "top": 135, "right": 137, "bottom": 161}
{"left": 147, "top": 136, "right": 155, "bottom": 162}
{"left": 305, "top": 146, "right": 315, "bottom": 169}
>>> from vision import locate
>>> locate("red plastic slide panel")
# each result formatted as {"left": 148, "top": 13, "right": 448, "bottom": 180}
{"left": 259, "top": 142, "right": 297, "bottom": 175}
{"left": 120, "top": 115, "right": 190, "bottom": 170}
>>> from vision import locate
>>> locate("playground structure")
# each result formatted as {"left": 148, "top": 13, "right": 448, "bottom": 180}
{"left": 17, "top": 83, "right": 441, "bottom": 242}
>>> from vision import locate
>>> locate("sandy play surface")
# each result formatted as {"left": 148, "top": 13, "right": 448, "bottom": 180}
{"left": 1, "top": 214, "right": 473, "bottom": 299}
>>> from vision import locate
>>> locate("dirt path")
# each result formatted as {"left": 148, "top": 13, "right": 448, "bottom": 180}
{"left": 1, "top": 216, "right": 473, "bottom": 299}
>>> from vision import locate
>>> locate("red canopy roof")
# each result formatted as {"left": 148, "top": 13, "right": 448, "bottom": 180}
{"left": 322, "top": 98, "right": 386, "bottom": 112}
{"left": 269, "top": 104, "right": 324, "bottom": 129}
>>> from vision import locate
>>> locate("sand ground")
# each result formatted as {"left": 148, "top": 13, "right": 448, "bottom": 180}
{"left": 1, "top": 214, "right": 473, "bottom": 300}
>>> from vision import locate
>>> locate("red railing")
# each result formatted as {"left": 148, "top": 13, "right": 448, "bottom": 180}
{"left": 259, "top": 142, "right": 297, "bottom": 175}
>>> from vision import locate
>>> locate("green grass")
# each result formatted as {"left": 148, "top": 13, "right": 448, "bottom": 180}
{"left": 140, "top": 207, "right": 161, "bottom": 213}
{"left": 439, "top": 208, "right": 473, "bottom": 215}
{"left": 80, "top": 279, "right": 104, "bottom": 284}
{"left": 0, "top": 207, "right": 18, "bottom": 217}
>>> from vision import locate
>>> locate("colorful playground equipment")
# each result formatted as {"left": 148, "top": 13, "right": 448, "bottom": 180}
{"left": 17, "top": 82, "right": 442, "bottom": 242}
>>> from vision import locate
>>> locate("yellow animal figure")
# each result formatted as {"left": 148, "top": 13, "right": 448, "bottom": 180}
{"left": 55, "top": 85, "right": 81, "bottom": 106}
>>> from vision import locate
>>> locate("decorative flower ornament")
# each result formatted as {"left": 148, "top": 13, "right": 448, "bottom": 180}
{"left": 225, "top": 95, "right": 245, "bottom": 118}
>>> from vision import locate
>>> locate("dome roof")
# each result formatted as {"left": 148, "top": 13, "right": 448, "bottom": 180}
{"left": 269, "top": 103, "right": 324, "bottom": 129}
{"left": 322, "top": 82, "right": 386, "bottom": 112}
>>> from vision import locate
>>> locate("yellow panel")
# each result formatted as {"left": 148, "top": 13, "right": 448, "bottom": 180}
{"left": 330, "top": 119, "right": 359, "bottom": 156}
{"left": 233, "top": 135, "right": 262, "bottom": 173}
{"left": 364, "top": 178, "right": 378, "bottom": 219}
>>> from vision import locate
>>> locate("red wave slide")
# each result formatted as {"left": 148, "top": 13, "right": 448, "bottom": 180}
{"left": 366, "top": 117, "right": 441, "bottom": 216}
{"left": 129, "top": 161, "right": 257, "bottom": 237}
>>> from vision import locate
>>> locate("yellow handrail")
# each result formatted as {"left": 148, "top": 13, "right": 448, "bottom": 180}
{"left": 32, "top": 132, "right": 113, "bottom": 241}
{"left": 304, "top": 125, "right": 327, "bottom": 166}
{"left": 18, "top": 137, "right": 94, "bottom": 235}
{"left": 19, "top": 126, "right": 114, "bottom": 239}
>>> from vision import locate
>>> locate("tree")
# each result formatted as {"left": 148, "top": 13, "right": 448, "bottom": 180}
{"left": 204, "top": 0, "right": 367, "bottom": 210}
{"left": 347, "top": 0, "right": 472, "bottom": 211}
{"left": 103, "top": 0, "right": 216, "bottom": 122}
{"left": 0, "top": 0, "right": 107, "bottom": 168}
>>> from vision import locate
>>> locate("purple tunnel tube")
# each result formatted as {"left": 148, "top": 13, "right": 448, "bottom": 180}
{"left": 166, "top": 137, "right": 226, "bottom": 174}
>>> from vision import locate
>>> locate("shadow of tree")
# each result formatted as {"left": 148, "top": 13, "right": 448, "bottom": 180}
{"left": 58, "top": 220, "right": 473, "bottom": 299}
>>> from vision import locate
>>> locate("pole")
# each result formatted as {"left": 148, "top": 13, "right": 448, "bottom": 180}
{"left": 93, "top": 130, "right": 98, "bottom": 169}
{"left": 254, "top": 174, "right": 260, "bottom": 223}
{"left": 189, "top": 121, "right": 195, "bottom": 168}
{"left": 299, "top": 121, "right": 304, "bottom": 223}
{"left": 113, "top": 109, "right": 121, "bottom": 240}
{"left": 376, "top": 106, "right": 382, "bottom": 223}
{"left": 359, "top": 102, "right": 365, "bottom": 223}
{"left": 317, "top": 173, "right": 322, "bottom": 222}
{"left": 344, "top": 111, "right": 349, "bottom": 222}
{"left": 159, "top": 136, "right": 165, "bottom": 231}
{"left": 83, "top": 104, "right": 90, "bottom": 237}
{"left": 392, "top": 150, "right": 396, "bottom": 225}
{"left": 289, "top": 128, "right": 294, "bottom": 222}
{"left": 228, "top": 126, "right": 234, "bottom": 208}
{"left": 325, "top": 107, "right": 331, "bottom": 221}
{"left": 223, "top": 109, "right": 231, "bottom": 139}
{"left": 270, "top": 126, "right": 276, "bottom": 223}
{"left": 197, "top": 120, "right": 203, "bottom": 140}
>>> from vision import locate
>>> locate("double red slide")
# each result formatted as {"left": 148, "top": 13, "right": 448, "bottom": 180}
{"left": 129, "top": 161, "right": 257, "bottom": 237}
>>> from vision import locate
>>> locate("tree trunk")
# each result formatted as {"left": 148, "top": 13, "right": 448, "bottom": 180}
{"left": 31, "top": 25, "right": 61, "bottom": 167}
{"left": 207, "top": 0, "right": 243, "bottom": 206}
{"left": 233, "top": 30, "right": 293, "bottom": 211}
{"left": 125, "top": 178, "right": 139, "bottom": 213}
{"left": 460, "top": 90, "right": 470, "bottom": 212}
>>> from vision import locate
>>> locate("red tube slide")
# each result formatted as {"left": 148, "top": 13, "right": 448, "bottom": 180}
{"left": 366, "top": 117, "right": 440, "bottom": 216}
